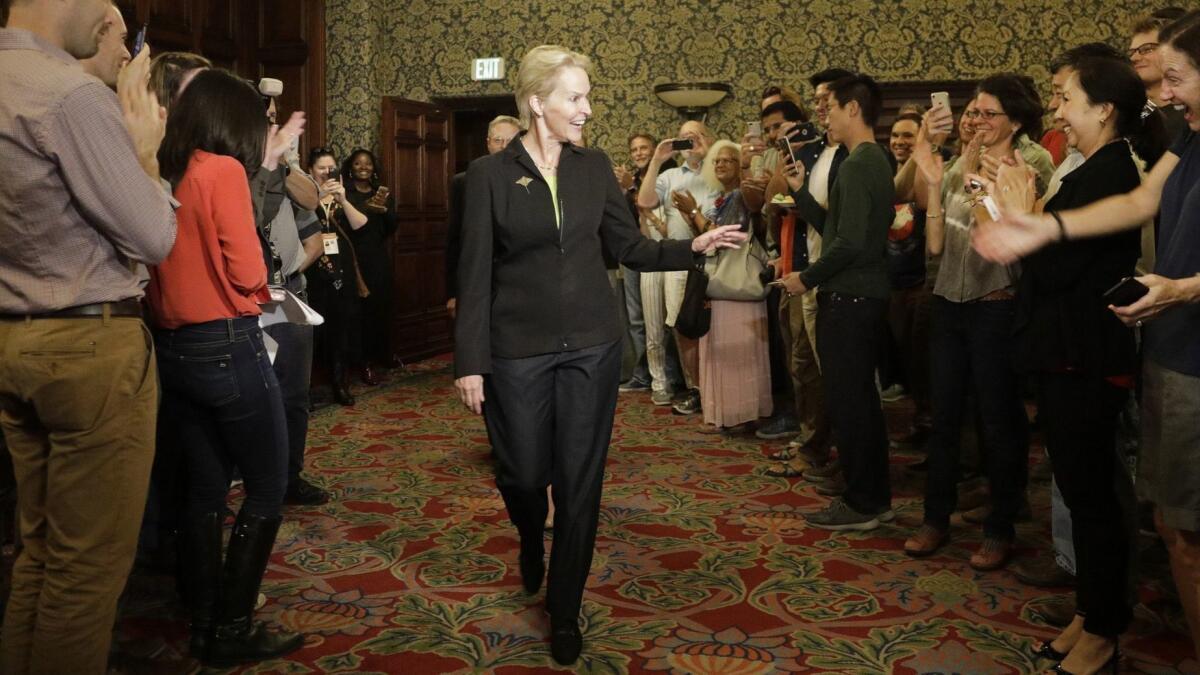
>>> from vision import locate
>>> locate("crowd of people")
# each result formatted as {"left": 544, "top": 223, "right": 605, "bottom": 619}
{"left": 2, "top": 0, "right": 1200, "bottom": 672}
{"left": 501, "top": 8, "right": 1197, "bottom": 673}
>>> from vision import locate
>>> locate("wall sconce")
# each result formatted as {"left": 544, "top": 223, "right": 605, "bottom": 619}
{"left": 654, "top": 82, "right": 733, "bottom": 120}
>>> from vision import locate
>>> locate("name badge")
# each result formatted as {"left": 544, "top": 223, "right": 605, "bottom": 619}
{"left": 322, "top": 233, "right": 339, "bottom": 255}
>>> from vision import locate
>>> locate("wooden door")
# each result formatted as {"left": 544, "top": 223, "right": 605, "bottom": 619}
{"left": 380, "top": 98, "right": 454, "bottom": 361}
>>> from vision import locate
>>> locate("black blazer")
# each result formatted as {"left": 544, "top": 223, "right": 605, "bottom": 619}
{"left": 1014, "top": 141, "right": 1141, "bottom": 376}
{"left": 454, "top": 135, "right": 696, "bottom": 378}
{"left": 446, "top": 171, "right": 467, "bottom": 297}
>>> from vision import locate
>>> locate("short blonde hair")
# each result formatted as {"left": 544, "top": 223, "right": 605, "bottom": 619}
{"left": 701, "top": 140, "right": 740, "bottom": 192}
{"left": 514, "top": 45, "right": 594, "bottom": 129}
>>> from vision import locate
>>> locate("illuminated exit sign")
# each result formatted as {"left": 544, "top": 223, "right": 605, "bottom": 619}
{"left": 472, "top": 57, "right": 505, "bottom": 81}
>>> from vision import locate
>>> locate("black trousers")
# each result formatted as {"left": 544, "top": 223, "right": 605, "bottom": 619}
{"left": 815, "top": 292, "right": 890, "bottom": 514}
{"left": 1039, "top": 372, "right": 1131, "bottom": 638}
{"left": 924, "top": 297, "right": 1029, "bottom": 539}
{"left": 263, "top": 321, "right": 314, "bottom": 483}
{"left": 483, "top": 339, "right": 622, "bottom": 622}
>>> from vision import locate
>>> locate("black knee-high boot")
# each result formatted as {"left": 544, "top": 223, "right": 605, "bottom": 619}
{"left": 204, "top": 512, "right": 303, "bottom": 667}
{"left": 180, "top": 511, "right": 223, "bottom": 659}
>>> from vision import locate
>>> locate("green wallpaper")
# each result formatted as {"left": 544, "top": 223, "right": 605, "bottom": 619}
{"left": 326, "top": 0, "right": 1146, "bottom": 159}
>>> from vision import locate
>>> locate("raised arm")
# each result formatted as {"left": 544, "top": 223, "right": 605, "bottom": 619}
{"left": 973, "top": 151, "right": 1178, "bottom": 264}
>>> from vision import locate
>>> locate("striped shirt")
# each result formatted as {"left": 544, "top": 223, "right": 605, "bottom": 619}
{"left": 0, "top": 28, "right": 176, "bottom": 313}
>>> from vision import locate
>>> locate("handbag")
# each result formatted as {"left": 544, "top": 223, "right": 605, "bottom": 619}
{"left": 704, "top": 235, "right": 769, "bottom": 301}
{"left": 674, "top": 265, "right": 711, "bottom": 339}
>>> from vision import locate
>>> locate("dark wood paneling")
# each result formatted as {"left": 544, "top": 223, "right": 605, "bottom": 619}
{"left": 116, "top": 0, "right": 325, "bottom": 154}
{"left": 381, "top": 98, "right": 455, "bottom": 362}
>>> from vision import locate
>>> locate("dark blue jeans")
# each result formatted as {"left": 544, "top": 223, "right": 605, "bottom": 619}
{"left": 924, "top": 296, "right": 1029, "bottom": 539}
{"left": 815, "top": 291, "right": 891, "bottom": 514}
{"left": 154, "top": 317, "right": 287, "bottom": 519}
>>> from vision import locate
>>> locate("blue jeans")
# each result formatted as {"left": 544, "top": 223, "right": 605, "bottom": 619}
{"left": 154, "top": 317, "right": 287, "bottom": 518}
{"left": 923, "top": 296, "right": 1029, "bottom": 539}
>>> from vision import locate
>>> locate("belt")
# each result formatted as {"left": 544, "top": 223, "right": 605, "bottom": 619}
{"left": 2, "top": 300, "right": 143, "bottom": 320}
{"left": 976, "top": 289, "right": 1015, "bottom": 302}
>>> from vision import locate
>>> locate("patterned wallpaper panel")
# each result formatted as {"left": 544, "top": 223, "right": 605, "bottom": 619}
{"left": 326, "top": 0, "right": 1148, "bottom": 160}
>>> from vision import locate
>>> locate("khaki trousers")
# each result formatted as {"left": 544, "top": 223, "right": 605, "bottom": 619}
{"left": 779, "top": 289, "right": 829, "bottom": 450}
{"left": 0, "top": 315, "right": 157, "bottom": 675}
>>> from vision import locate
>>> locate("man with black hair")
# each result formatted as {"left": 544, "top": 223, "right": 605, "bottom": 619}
{"left": 761, "top": 70, "right": 849, "bottom": 472}
{"left": 779, "top": 73, "right": 896, "bottom": 530}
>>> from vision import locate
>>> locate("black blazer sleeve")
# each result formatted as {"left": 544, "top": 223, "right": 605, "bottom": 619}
{"left": 453, "top": 165, "right": 492, "bottom": 378}
{"left": 596, "top": 153, "right": 694, "bottom": 272}
{"left": 446, "top": 171, "right": 467, "bottom": 297}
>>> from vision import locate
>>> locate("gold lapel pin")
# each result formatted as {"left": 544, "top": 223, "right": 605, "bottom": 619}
{"left": 515, "top": 176, "right": 532, "bottom": 193}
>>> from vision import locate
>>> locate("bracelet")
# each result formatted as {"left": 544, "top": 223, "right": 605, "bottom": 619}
{"left": 1049, "top": 210, "right": 1068, "bottom": 241}
{"left": 927, "top": 212, "right": 943, "bottom": 220}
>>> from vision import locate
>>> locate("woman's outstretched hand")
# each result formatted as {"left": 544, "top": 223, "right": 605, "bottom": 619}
{"left": 691, "top": 224, "right": 748, "bottom": 254}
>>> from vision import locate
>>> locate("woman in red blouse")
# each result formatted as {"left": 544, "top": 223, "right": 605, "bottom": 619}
{"left": 149, "top": 68, "right": 302, "bottom": 667}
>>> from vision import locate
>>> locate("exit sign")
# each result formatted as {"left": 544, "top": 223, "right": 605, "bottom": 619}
{"left": 472, "top": 57, "right": 505, "bottom": 81}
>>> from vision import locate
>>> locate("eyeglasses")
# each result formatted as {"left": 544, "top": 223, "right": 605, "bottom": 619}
{"left": 964, "top": 110, "right": 1008, "bottom": 121}
{"left": 1128, "top": 42, "right": 1160, "bottom": 58}
{"left": 488, "top": 136, "right": 515, "bottom": 145}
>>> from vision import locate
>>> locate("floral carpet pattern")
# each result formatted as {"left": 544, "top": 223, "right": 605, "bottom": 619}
{"left": 117, "top": 356, "right": 1195, "bottom": 674}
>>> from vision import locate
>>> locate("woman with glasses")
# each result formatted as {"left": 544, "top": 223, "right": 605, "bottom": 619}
{"left": 902, "top": 74, "right": 1055, "bottom": 571}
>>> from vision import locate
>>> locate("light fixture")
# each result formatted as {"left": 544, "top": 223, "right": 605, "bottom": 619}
{"left": 654, "top": 82, "right": 733, "bottom": 120}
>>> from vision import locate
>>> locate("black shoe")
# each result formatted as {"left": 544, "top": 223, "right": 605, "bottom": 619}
{"left": 618, "top": 378, "right": 651, "bottom": 392}
{"left": 755, "top": 415, "right": 798, "bottom": 440}
{"left": 204, "top": 512, "right": 304, "bottom": 667}
{"left": 181, "top": 512, "right": 224, "bottom": 659}
{"left": 284, "top": 477, "right": 330, "bottom": 506}
{"left": 519, "top": 537, "right": 545, "bottom": 595}
{"left": 550, "top": 621, "right": 583, "bottom": 665}
{"left": 672, "top": 389, "right": 701, "bottom": 415}
{"left": 1032, "top": 639, "right": 1067, "bottom": 661}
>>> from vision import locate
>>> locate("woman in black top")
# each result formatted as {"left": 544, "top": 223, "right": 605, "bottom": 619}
{"left": 306, "top": 148, "right": 369, "bottom": 405}
{"left": 994, "top": 57, "right": 1166, "bottom": 674}
{"left": 341, "top": 148, "right": 398, "bottom": 383}
{"left": 452, "top": 45, "right": 744, "bottom": 666}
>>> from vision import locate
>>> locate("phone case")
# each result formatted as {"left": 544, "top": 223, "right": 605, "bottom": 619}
{"left": 1103, "top": 277, "right": 1150, "bottom": 307}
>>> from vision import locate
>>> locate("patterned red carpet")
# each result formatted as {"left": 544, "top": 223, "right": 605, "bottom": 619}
{"left": 115, "top": 356, "right": 1196, "bottom": 673}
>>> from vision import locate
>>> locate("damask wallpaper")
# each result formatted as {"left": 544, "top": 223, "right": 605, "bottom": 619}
{"left": 326, "top": 0, "right": 1147, "bottom": 160}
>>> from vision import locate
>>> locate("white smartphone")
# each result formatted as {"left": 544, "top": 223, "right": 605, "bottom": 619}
{"left": 748, "top": 121, "right": 762, "bottom": 138}
{"left": 930, "top": 91, "right": 950, "bottom": 112}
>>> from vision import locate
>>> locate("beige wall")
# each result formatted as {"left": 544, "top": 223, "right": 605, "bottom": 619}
{"left": 326, "top": 0, "right": 1146, "bottom": 160}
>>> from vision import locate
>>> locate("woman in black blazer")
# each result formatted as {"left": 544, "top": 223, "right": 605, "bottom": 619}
{"left": 991, "top": 57, "right": 1166, "bottom": 674}
{"left": 453, "top": 45, "right": 743, "bottom": 666}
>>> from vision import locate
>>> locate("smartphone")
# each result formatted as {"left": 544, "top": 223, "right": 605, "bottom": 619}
{"left": 132, "top": 21, "right": 148, "bottom": 58}
{"left": 747, "top": 121, "right": 762, "bottom": 138}
{"left": 671, "top": 138, "right": 694, "bottom": 151}
{"left": 786, "top": 122, "right": 820, "bottom": 145}
{"left": 930, "top": 91, "right": 954, "bottom": 133}
{"left": 1103, "top": 276, "right": 1150, "bottom": 307}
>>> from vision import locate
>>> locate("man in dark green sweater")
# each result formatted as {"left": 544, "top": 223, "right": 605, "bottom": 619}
{"left": 780, "top": 73, "right": 895, "bottom": 530}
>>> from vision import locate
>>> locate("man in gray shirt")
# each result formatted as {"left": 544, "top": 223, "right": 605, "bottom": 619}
{"left": 0, "top": 1, "right": 176, "bottom": 671}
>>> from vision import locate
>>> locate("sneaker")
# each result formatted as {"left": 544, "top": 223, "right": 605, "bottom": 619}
{"left": 804, "top": 498, "right": 880, "bottom": 531}
{"left": 879, "top": 384, "right": 906, "bottom": 402}
{"left": 672, "top": 389, "right": 701, "bottom": 415}
{"left": 651, "top": 390, "right": 673, "bottom": 406}
{"left": 284, "top": 477, "right": 330, "bottom": 505}
{"left": 874, "top": 508, "right": 896, "bottom": 523}
{"left": 755, "top": 415, "right": 799, "bottom": 440}
{"left": 618, "top": 378, "right": 651, "bottom": 392}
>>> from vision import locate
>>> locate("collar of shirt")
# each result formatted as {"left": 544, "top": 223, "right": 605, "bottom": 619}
{"left": 0, "top": 27, "right": 78, "bottom": 66}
